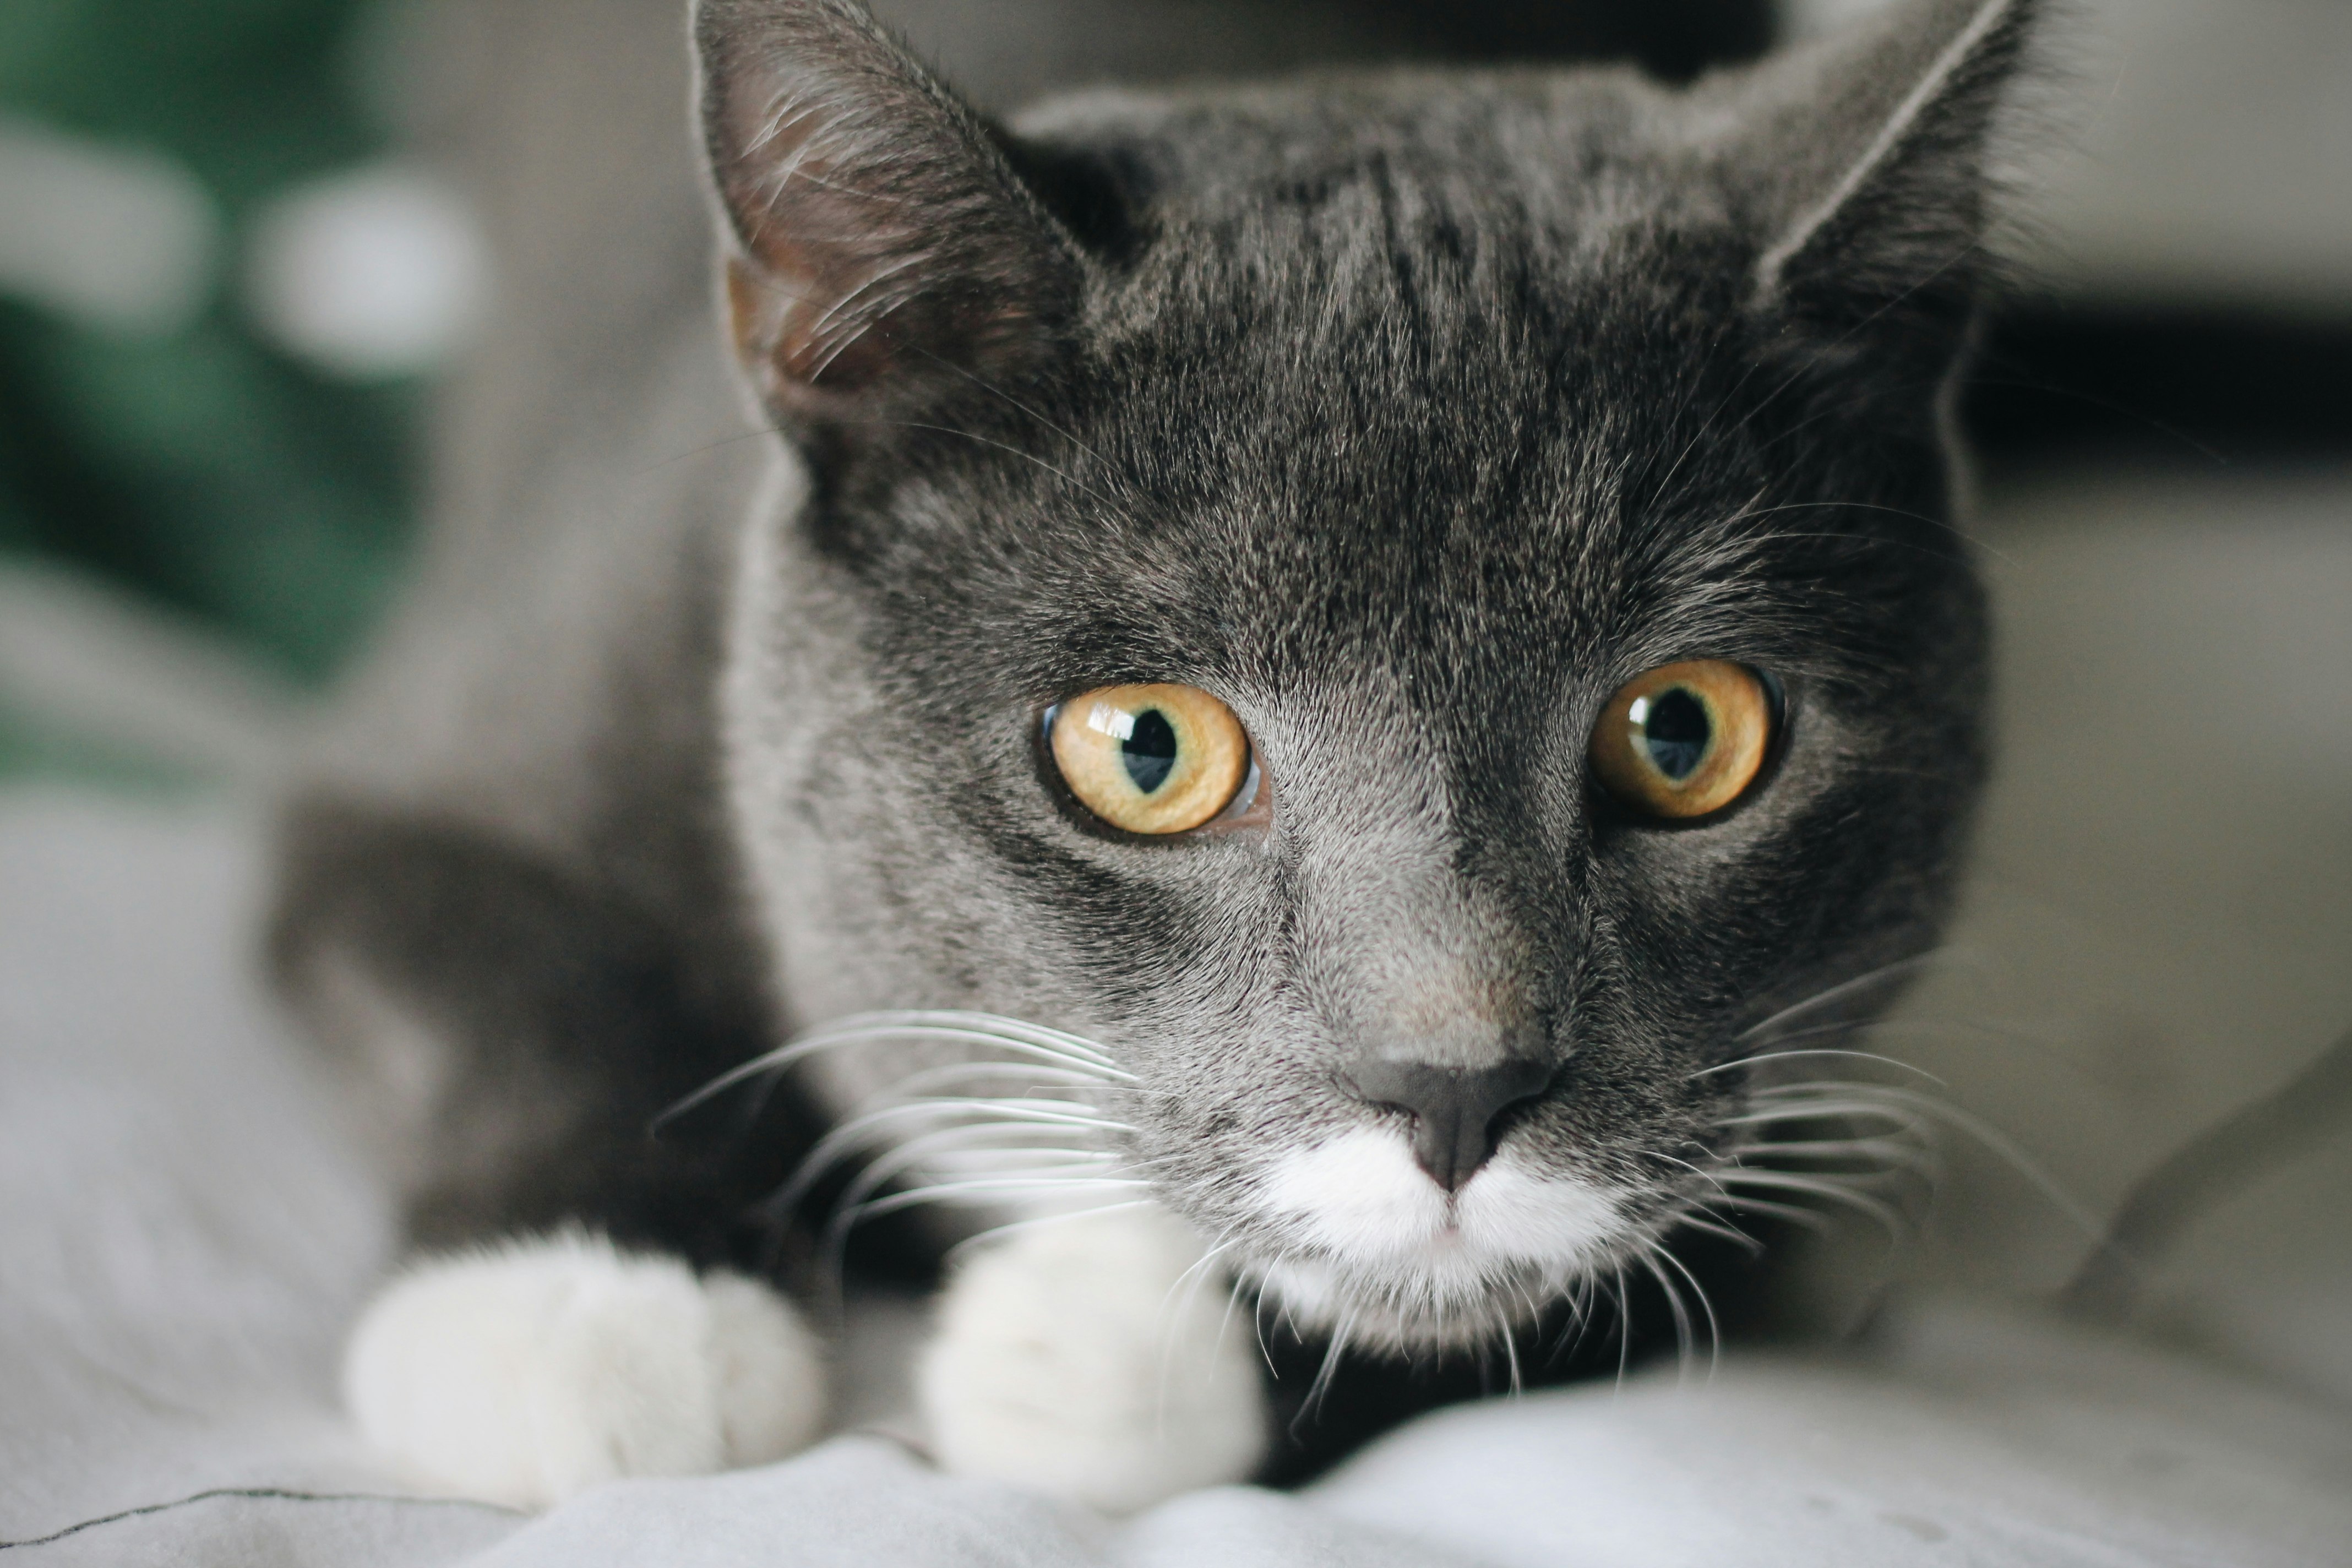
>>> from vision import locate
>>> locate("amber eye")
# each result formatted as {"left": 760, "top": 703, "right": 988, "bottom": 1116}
{"left": 1048, "top": 683, "right": 1254, "bottom": 835}
{"left": 1589, "top": 660, "right": 1775, "bottom": 820}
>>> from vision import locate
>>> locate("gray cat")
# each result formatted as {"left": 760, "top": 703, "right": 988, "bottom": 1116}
{"left": 272, "top": 0, "right": 2037, "bottom": 1515}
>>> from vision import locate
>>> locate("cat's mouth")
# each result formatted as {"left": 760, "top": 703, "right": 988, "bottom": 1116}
{"left": 1242, "top": 1126, "right": 1630, "bottom": 1350}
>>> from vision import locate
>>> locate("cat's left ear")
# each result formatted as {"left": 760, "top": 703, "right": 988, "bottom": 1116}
{"left": 694, "top": 0, "right": 1082, "bottom": 441}
{"left": 1736, "top": 0, "right": 2044, "bottom": 355}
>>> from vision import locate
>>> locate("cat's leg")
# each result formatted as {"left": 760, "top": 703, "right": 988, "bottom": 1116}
{"left": 276, "top": 803, "right": 834, "bottom": 1509}
{"left": 917, "top": 1206, "right": 1267, "bottom": 1513}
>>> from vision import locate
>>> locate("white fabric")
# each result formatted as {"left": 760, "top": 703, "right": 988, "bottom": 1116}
{"left": 4, "top": 794, "right": 2349, "bottom": 1566}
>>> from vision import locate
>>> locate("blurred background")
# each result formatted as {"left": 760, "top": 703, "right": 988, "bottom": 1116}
{"left": 4, "top": 0, "right": 2348, "bottom": 772}
{"left": 1, "top": 0, "right": 2346, "bottom": 1401}
{"left": 0, "top": 0, "right": 473, "bottom": 769}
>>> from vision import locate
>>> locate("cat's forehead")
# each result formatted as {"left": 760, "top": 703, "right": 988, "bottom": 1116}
{"left": 1039, "top": 206, "right": 1763, "bottom": 676}
{"left": 863, "top": 73, "right": 1959, "bottom": 704}
{"left": 1018, "top": 75, "right": 1770, "bottom": 555}
{"left": 902, "top": 330, "right": 1782, "bottom": 721}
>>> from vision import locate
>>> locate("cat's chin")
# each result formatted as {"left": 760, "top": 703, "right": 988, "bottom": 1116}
{"left": 1242, "top": 1128, "right": 1629, "bottom": 1352}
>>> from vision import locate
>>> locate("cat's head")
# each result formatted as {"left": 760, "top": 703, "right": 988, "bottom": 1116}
{"left": 697, "top": 0, "right": 2034, "bottom": 1349}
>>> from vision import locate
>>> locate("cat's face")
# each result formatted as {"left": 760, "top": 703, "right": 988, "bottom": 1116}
{"left": 703, "top": 0, "right": 2024, "bottom": 1349}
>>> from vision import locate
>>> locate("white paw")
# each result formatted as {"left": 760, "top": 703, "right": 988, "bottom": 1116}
{"left": 917, "top": 1207, "right": 1267, "bottom": 1515}
{"left": 343, "top": 1232, "right": 826, "bottom": 1509}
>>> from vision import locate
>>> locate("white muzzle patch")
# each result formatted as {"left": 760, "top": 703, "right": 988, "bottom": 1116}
{"left": 1251, "top": 1126, "right": 1623, "bottom": 1339}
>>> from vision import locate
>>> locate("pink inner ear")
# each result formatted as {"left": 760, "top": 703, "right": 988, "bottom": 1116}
{"left": 699, "top": 6, "right": 1077, "bottom": 413}
{"left": 726, "top": 246, "right": 910, "bottom": 396}
{"left": 715, "top": 100, "right": 943, "bottom": 395}
{"left": 727, "top": 243, "right": 1047, "bottom": 403}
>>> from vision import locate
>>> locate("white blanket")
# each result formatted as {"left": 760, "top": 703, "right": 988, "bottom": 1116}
{"left": 4, "top": 795, "right": 2348, "bottom": 1567}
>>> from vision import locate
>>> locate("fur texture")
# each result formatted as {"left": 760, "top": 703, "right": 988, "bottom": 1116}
{"left": 276, "top": 0, "right": 2044, "bottom": 1510}
{"left": 919, "top": 1208, "right": 1267, "bottom": 1512}
{"left": 344, "top": 1233, "right": 825, "bottom": 1509}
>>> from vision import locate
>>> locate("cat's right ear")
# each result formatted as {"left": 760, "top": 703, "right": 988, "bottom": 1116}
{"left": 1733, "top": 0, "right": 2045, "bottom": 364}
{"left": 694, "top": 0, "right": 1083, "bottom": 445}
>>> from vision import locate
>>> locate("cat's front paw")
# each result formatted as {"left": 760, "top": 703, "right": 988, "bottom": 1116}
{"left": 918, "top": 1207, "right": 1267, "bottom": 1514}
{"left": 342, "top": 1232, "right": 826, "bottom": 1509}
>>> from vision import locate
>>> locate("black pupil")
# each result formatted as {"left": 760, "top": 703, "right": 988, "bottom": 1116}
{"left": 1643, "top": 688, "right": 1712, "bottom": 781}
{"left": 1122, "top": 709, "right": 1180, "bottom": 794}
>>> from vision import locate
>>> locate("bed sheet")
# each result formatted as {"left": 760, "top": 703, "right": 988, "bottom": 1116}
{"left": 4, "top": 796, "right": 2347, "bottom": 1567}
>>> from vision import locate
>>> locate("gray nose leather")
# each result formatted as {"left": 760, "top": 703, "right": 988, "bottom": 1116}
{"left": 1343, "top": 1057, "right": 1557, "bottom": 1191}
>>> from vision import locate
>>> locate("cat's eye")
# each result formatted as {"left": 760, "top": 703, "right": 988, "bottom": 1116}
{"left": 1047, "top": 684, "right": 1255, "bottom": 835}
{"left": 1589, "top": 661, "right": 1776, "bottom": 820}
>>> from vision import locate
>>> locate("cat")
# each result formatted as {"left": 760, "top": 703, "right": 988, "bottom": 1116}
{"left": 271, "top": 0, "right": 2038, "bottom": 1516}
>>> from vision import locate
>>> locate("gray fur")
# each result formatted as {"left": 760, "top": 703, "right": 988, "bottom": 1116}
{"left": 273, "top": 0, "right": 2040, "bottom": 1467}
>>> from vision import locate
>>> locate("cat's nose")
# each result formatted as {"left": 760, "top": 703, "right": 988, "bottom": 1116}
{"left": 1342, "top": 1057, "right": 1558, "bottom": 1192}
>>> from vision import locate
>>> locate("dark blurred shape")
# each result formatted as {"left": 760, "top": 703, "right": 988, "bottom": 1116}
{"left": 871, "top": 0, "right": 1773, "bottom": 116}
{"left": 0, "top": 298, "right": 416, "bottom": 682}
{"left": 9, "top": 0, "right": 2345, "bottom": 703}
{"left": 2062, "top": 1022, "right": 2352, "bottom": 1325}
{"left": 1187, "top": 0, "right": 1776, "bottom": 79}
{"left": 0, "top": 0, "right": 1772, "bottom": 703}
{"left": 0, "top": 0, "right": 412, "bottom": 684}
{"left": 1970, "top": 304, "right": 2352, "bottom": 470}
{"left": 1408, "top": 0, "right": 1773, "bottom": 79}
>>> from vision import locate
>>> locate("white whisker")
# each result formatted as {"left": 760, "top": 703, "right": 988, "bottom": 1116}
{"left": 1653, "top": 1151, "right": 1738, "bottom": 1202}
{"left": 1250, "top": 1280, "right": 1277, "bottom": 1378}
{"left": 806, "top": 1010, "right": 1128, "bottom": 1068}
{"left": 1841, "top": 1085, "right": 2107, "bottom": 1244}
{"left": 847, "top": 1095, "right": 1130, "bottom": 1131}
{"left": 1715, "top": 1097, "right": 1930, "bottom": 1131}
{"left": 1712, "top": 1168, "right": 1907, "bottom": 1233}
{"left": 1298, "top": 1309, "right": 1357, "bottom": 1425}
{"left": 1649, "top": 1243, "right": 1722, "bottom": 1382}
{"left": 665, "top": 1009, "right": 1138, "bottom": 1124}
{"left": 829, "top": 1133, "right": 1113, "bottom": 1218}
{"left": 1673, "top": 1211, "right": 1766, "bottom": 1254}
{"left": 873, "top": 1061, "right": 1122, "bottom": 1097}
{"left": 1729, "top": 1014, "right": 2070, "bottom": 1060}
{"left": 1721, "top": 1078, "right": 2095, "bottom": 1243}
{"left": 1733, "top": 951, "right": 1956, "bottom": 1043}
{"left": 1162, "top": 1234, "right": 1241, "bottom": 1332}
{"left": 820, "top": 1095, "right": 1131, "bottom": 1152}
{"left": 1691, "top": 1047, "right": 1946, "bottom": 1085}
{"left": 1708, "top": 1193, "right": 1836, "bottom": 1231}
{"left": 1494, "top": 1303, "right": 1523, "bottom": 1396}
{"left": 1637, "top": 1245, "right": 1696, "bottom": 1384}
{"left": 1156, "top": 1231, "right": 1244, "bottom": 1425}
{"left": 947, "top": 1199, "right": 1159, "bottom": 1258}
{"left": 1611, "top": 1265, "right": 1632, "bottom": 1390}
{"left": 843, "top": 1175, "right": 1149, "bottom": 1225}
{"left": 1214, "top": 1269, "right": 1253, "bottom": 1368}
{"left": 824, "top": 1134, "right": 1123, "bottom": 1234}
{"left": 775, "top": 1099, "right": 1128, "bottom": 1215}
{"left": 1739, "top": 1136, "right": 1936, "bottom": 1172}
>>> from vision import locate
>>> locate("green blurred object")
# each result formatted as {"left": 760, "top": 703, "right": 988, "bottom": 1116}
{"left": 0, "top": 689, "right": 203, "bottom": 793}
{"left": 0, "top": 0, "right": 421, "bottom": 691}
